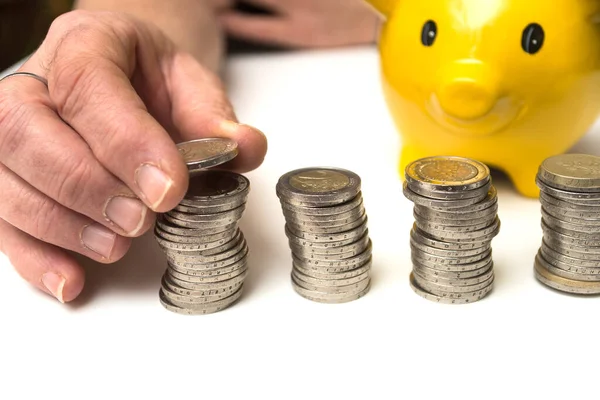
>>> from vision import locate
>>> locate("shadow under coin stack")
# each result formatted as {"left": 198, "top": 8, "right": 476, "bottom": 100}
{"left": 534, "top": 154, "right": 600, "bottom": 294}
{"left": 276, "top": 167, "right": 373, "bottom": 304}
{"left": 403, "top": 156, "right": 500, "bottom": 304}
{"left": 153, "top": 138, "right": 251, "bottom": 315}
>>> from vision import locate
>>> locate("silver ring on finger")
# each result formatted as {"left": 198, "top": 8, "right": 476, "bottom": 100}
{"left": 0, "top": 71, "right": 48, "bottom": 88}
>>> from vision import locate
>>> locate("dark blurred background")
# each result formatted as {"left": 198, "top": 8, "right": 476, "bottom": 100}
{"left": 0, "top": 0, "right": 280, "bottom": 72}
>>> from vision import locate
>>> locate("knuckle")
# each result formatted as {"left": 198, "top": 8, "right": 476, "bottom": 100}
{"left": 0, "top": 90, "right": 32, "bottom": 158}
{"left": 52, "top": 154, "right": 95, "bottom": 211}
{"left": 31, "top": 197, "right": 62, "bottom": 242}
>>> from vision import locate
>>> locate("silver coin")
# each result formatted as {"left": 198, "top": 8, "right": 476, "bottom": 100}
{"left": 537, "top": 250, "right": 600, "bottom": 281}
{"left": 284, "top": 208, "right": 366, "bottom": 229}
{"left": 162, "top": 274, "right": 243, "bottom": 297}
{"left": 286, "top": 214, "right": 367, "bottom": 235}
{"left": 541, "top": 209, "right": 600, "bottom": 233}
{"left": 166, "top": 235, "right": 246, "bottom": 265}
{"left": 410, "top": 235, "right": 490, "bottom": 258}
{"left": 291, "top": 274, "right": 370, "bottom": 298}
{"left": 293, "top": 260, "right": 372, "bottom": 281}
{"left": 159, "top": 285, "right": 243, "bottom": 315}
{"left": 167, "top": 204, "right": 246, "bottom": 223}
{"left": 543, "top": 233, "right": 600, "bottom": 257}
{"left": 166, "top": 268, "right": 248, "bottom": 291}
{"left": 179, "top": 170, "right": 250, "bottom": 207}
{"left": 169, "top": 245, "right": 249, "bottom": 274}
{"left": 409, "top": 273, "right": 493, "bottom": 304}
{"left": 418, "top": 218, "right": 501, "bottom": 242}
{"left": 407, "top": 179, "right": 491, "bottom": 200}
{"left": 177, "top": 138, "right": 238, "bottom": 172}
{"left": 289, "top": 238, "right": 370, "bottom": 261}
{"left": 276, "top": 167, "right": 361, "bottom": 207}
{"left": 537, "top": 154, "right": 600, "bottom": 192}
{"left": 161, "top": 277, "right": 241, "bottom": 303}
{"left": 411, "top": 227, "right": 490, "bottom": 250}
{"left": 414, "top": 203, "right": 498, "bottom": 221}
{"left": 156, "top": 216, "right": 237, "bottom": 236}
{"left": 539, "top": 191, "right": 600, "bottom": 211}
{"left": 541, "top": 220, "right": 600, "bottom": 247}
{"left": 173, "top": 196, "right": 247, "bottom": 214}
{"left": 161, "top": 283, "right": 244, "bottom": 308}
{"left": 540, "top": 199, "right": 600, "bottom": 220}
{"left": 413, "top": 213, "right": 498, "bottom": 232}
{"left": 282, "top": 203, "right": 365, "bottom": 223}
{"left": 285, "top": 227, "right": 369, "bottom": 249}
{"left": 411, "top": 244, "right": 491, "bottom": 266}
{"left": 292, "top": 280, "right": 371, "bottom": 304}
{"left": 292, "top": 267, "right": 370, "bottom": 288}
{"left": 154, "top": 225, "right": 237, "bottom": 245}
{"left": 413, "top": 271, "right": 494, "bottom": 294}
{"left": 542, "top": 204, "right": 600, "bottom": 226}
{"left": 163, "top": 229, "right": 243, "bottom": 257}
{"left": 411, "top": 252, "right": 493, "bottom": 272}
{"left": 293, "top": 241, "right": 372, "bottom": 268}
{"left": 422, "top": 186, "right": 498, "bottom": 212}
{"left": 168, "top": 263, "right": 247, "bottom": 284}
{"left": 540, "top": 241, "right": 600, "bottom": 268}
{"left": 534, "top": 255, "right": 600, "bottom": 294}
{"left": 403, "top": 181, "right": 488, "bottom": 209}
{"left": 285, "top": 220, "right": 368, "bottom": 243}
{"left": 537, "top": 177, "right": 600, "bottom": 203}
{"left": 279, "top": 193, "right": 364, "bottom": 216}
{"left": 412, "top": 259, "right": 493, "bottom": 279}
{"left": 413, "top": 263, "right": 494, "bottom": 286}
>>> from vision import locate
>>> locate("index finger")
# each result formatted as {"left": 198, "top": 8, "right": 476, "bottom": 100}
{"left": 26, "top": 11, "right": 189, "bottom": 213}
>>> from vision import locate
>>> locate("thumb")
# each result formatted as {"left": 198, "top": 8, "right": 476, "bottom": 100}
{"left": 167, "top": 52, "right": 268, "bottom": 173}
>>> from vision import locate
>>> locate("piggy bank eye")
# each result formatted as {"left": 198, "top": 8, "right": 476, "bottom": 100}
{"left": 522, "top": 23, "right": 544, "bottom": 54}
{"left": 421, "top": 20, "right": 437, "bottom": 46}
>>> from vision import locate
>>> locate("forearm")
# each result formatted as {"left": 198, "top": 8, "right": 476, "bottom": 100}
{"left": 73, "top": 0, "right": 225, "bottom": 74}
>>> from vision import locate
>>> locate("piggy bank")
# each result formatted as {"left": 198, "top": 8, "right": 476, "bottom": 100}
{"left": 366, "top": 0, "right": 600, "bottom": 197}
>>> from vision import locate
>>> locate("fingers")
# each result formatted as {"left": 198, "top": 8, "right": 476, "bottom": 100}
{"left": 0, "top": 218, "right": 84, "bottom": 303}
{"left": 0, "top": 78, "right": 155, "bottom": 237}
{"left": 218, "top": 12, "right": 294, "bottom": 47}
{"left": 36, "top": 12, "right": 190, "bottom": 213}
{"left": 167, "top": 52, "right": 268, "bottom": 173}
{"left": 0, "top": 163, "right": 131, "bottom": 263}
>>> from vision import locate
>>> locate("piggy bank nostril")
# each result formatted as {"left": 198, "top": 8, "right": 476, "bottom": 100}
{"left": 436, "top": 81, "right": 497, "bottom": 120}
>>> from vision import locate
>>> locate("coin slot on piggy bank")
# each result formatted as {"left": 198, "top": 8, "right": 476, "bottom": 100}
{"left": 365, "top": 0, "right": 600, "bottom": 198}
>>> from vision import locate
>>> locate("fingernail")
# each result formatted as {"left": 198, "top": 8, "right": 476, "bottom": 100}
{"left": 104, "top": 196, "right": 148, "bottom": 235}
{"left": 135, "top": 164, "right": 173, "bottom": 209}
{"left": 81, "top": 223, "right": 116, "bottom": 259}
{"left": 41, "top": 272, "right": 66, "bottom": 303}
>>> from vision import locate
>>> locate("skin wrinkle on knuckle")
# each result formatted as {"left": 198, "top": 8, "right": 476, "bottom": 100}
{"left": 52, "top": 152, "right": 95, "bottom": 211}
{"left": 0, "top": 93, "right": 32, "bottom": 157}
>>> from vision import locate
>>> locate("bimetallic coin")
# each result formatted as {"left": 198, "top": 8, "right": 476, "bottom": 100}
{"left": 534, "top": 254, "right": 600, "bottom": 294}
{"left": 405, "top": 156, "right": 490, "bottom": 192}
{"left": 177, "top": 138, "right": 238, "bottom": 172}
{"left": 403, "top": 182, "right": 488, "bottom": 209}
{"left": 276, "top": 167, "right": 361, "bottom": 206}
{"left": 159, "top": 285, "right": 243, "bottom": 315}
{"left": 408, "top": 179, "right": 491, "bottom": 200}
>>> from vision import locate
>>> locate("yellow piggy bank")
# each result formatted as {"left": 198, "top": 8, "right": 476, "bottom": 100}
{"left": 366, "top": 0, "right": 600, "bottom": 197}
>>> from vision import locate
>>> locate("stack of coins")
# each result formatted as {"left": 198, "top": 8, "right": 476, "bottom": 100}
{"left": 403, "top": 156, "right": 500, "bottom": 304}
{"left": 276, "top": 167, "right": 373, "bottom": 304}
{"left": 154, "top": 138, "right": 251, "bottom": 315}
{"left": 534, "top": 153, "right": 600, "bottom": 294}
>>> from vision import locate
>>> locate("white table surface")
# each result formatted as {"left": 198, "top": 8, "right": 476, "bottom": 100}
{"left": 2, "top": 46, "right": 600, "bottom": 399}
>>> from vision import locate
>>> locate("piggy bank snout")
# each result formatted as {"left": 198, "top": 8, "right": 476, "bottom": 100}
{"left": 435, "top": 62, "right": 500, "bottom": 121}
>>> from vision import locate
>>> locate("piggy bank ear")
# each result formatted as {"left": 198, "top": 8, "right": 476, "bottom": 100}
{"left": 364, "top": 0, "right": 398, "bottom": 19}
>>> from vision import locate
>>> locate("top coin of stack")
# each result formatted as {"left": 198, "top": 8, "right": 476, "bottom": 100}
{"left": 153, "top": 137, "right": 252, "bottom": 315}
{"left": 402, "top": 156, "right": 500, "bottom": 304}
{"left": 276, "top": 167, "right": 373, "bottom": 304}
{"left": 534, "top": 153, "right": 600, "bottom": 294}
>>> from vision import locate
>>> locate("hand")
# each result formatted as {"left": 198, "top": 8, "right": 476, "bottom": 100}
{"left": 0, "top": 10, "right": 267, "bottom": 303}
{"left": 218, "top": 0, "right": 381, "bottom": 48}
